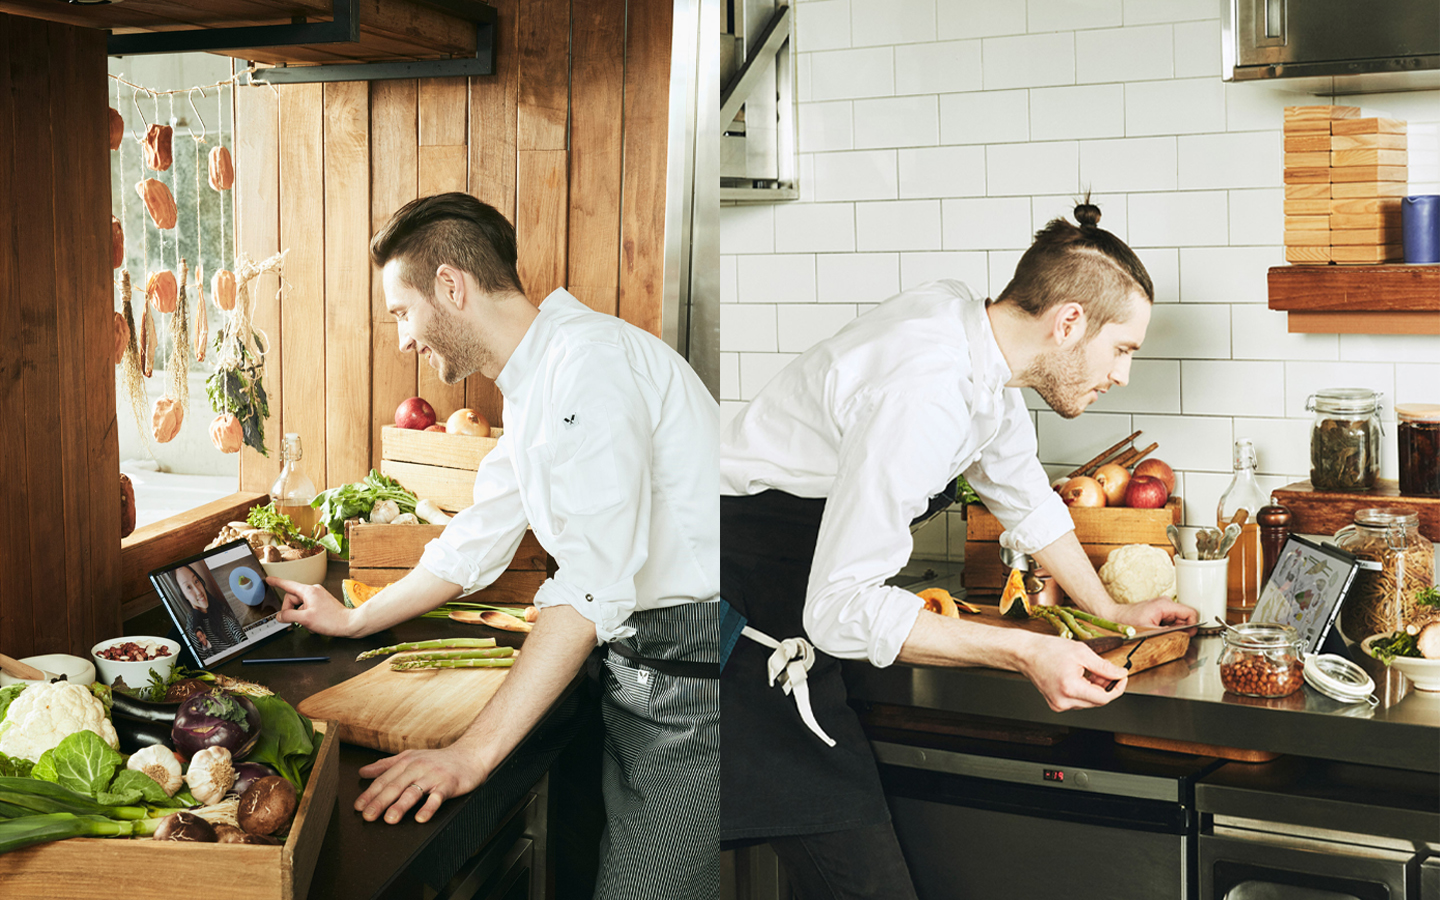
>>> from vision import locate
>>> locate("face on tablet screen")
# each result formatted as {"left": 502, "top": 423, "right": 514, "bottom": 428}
{"left": 151, "top": 540, "right": 291, "bottom": 667}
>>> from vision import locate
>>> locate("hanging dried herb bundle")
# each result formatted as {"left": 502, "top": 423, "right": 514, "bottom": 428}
{"left": 207, "top": 250, "right": 285, "bottom": 457}
{"left": 194, "top": 264, "right": 208, "bottom": 363}
{"left": 119, "top": 271, "right": 151, "bottom": 452}
{"left": 167, "top": 258, "right": 193, "bottom": 419}
{"left": 139, "top": 295, "right": 157, "bottom": 378}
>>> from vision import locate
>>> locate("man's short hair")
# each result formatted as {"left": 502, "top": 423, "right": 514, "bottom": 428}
{"left": 995, "top": 199, "right": 1153, "bottom": 336}
{"left": 369, "top": 192, "right": 524, "bottom": 298}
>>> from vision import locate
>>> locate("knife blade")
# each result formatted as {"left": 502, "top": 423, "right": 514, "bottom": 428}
{"left": 1083, "top": 621, "right": 1197, "bottom": 656}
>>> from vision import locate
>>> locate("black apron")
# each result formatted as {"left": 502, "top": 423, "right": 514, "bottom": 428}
{"left": 719, "top": 481, "right": 955, "bottom": 843}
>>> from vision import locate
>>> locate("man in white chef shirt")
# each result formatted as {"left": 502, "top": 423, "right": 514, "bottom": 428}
{"left": 719, "top": 202, "right": 1197, "bottom": 899}
{"left": 268, "top": 192, "right": 721, "bottom": 900}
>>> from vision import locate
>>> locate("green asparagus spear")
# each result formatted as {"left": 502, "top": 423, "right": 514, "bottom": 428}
{"left": 1033, "top": 608, "right": 1073, "bottom": 639}
{"left": 390, "top": 657, "right": 516, "bottom": 671}
{"left": 356, "top": 637, "right": 498, "bottom": 661}
{"left": 1055, "top": 608, "right": 1096, "bottom": 640}
{"left": 389, "top": 648, "right": 515, "bottom": 662}
{"left": 1064, "top": 608, "right": 1136, "bottom": 637}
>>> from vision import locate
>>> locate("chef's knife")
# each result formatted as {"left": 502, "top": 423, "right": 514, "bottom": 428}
{"left": 1083, "top": 621, "right": 1197, "bottom": 657}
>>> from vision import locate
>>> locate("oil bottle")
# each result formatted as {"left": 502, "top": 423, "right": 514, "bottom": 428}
{"left": 1217, "top": 438, "right": 1267, "bottom": 612}
{"left": 270, "top": 433, "right": 318, "bottom": 539}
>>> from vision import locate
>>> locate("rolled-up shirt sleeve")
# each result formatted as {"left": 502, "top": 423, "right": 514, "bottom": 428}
{"left": 419, "top": 436, "right": 531, "bottom": 595}
{"left": 803, "top": 386, "right": 970, "bottom": 666}
{"left": 963, "top": 388, "right": 1074, "bottom": 555}
{"left": 529, "top": 344, "right": 655, "bottom": 644}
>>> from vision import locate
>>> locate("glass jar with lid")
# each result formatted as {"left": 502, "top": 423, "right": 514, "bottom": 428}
{"left": 1334, "top": 507, "right": 1435, "bottom": 641}
{"left": 1397, "top": 403, "right": 1440, "bottom": 497}
{"left": 1217, "top": 623, "right": 1304, "bottom": 698}
{"left": 1307, "top": 388, "right": 1382, "bottom": 492}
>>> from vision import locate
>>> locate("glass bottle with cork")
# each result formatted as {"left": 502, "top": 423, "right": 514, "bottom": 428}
{"left": 1217, "top": 438, "right": 1267, "bottom": 618}
{"left": 270, "top": 433, "right": 318, "bottom": 540}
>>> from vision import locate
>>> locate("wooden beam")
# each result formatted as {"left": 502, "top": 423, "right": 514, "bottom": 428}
{"left": 324, "top": 80, "right": 371, "bottom": 488}
{"left": 618, "top": 0, "right": 674, "bottom": 336}
{"left": 567, "top": 0, "right": 625, "bottom": 316}
{"left": 369, "top": 79, "right": 418, "bottom": 467}
{"left": 1285, "top": 310, "right": 1440, "bottom": 335}
{"left": 1268, "top": 264, "right": 1440, "bottom": 311}
{"left": 516, "top": 148, "right": 568, "bottom": 302}
{"left": 516, "top": 0, "right": 569, "bottom": 152}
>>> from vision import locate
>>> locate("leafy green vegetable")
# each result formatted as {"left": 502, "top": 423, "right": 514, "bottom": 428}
{"left": 128, "top": 664, "right": 210, "bottom": 704}
{"left": 31, "top": 731, "right": 125, "bottom": 798}
{"left": 0, "top": 753, "right": 32, "bottom": 778}
{"left": 954, "top": 475, "right": 981, "bottom": 507}
{"left": 249, "top": 500, "right": 319, "bottom": 547}
{"left": 1369, "top": 630, "right": 1421, "bottom": 665}
{"left": 198, "top": 691, "right": 253, "bottom": 727}
{"left": 1418, "top": 586, "right": 1440, "bottom": 609}
{"left": 311, "top": 469, "right": 419, "bottom": 558}
{"left": 108, "top": 769, "right": 186, "bottom": 807}
{"left": 0, "top": 812, "right": 156, "bottom": 854}
{"left": 245, "top": 694, "right": 318, "bottom": 794}
{"left": 0, "top": 685, "right": 24, "bottom": 725}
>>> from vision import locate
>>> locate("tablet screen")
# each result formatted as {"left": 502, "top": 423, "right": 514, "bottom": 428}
{"left": 1251, "top": 534, "right": 1362, "bottom": 655}
{"left": 149, "top": 539, "right": 291, "bottom": 668}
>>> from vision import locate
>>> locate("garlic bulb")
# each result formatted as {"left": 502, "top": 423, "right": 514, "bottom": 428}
{"left": 185, "top": 746, "right": 236, "bottom": 806}
{"left": 127, "top": 744, "right": 183, "bottom": 797}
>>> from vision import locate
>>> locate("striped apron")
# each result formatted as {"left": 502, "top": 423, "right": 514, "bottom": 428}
{"left": 594, "top": 601, "right": 721, "bottom": 900}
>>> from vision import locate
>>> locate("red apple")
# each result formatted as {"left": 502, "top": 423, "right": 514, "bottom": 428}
{"left": 424, "top": 424, "right": 446, "bottom": 433}
{"left": 1133, "top": 458, "right": 1175, "bottom": 495}
{"left": 394, "top": 397, "right": 437, "bottom": 430}
{"left": 1060, "top": 476, "right": 1107, "bottom": 508}
{"left": 446, "top": 407, "right": 491, "bottom": 437}
{"left": 1093, "top": 463, "right": 1131, "bottom": 506}
{"left": 1124, "top": 474, "right": 1169, "bottom": 509}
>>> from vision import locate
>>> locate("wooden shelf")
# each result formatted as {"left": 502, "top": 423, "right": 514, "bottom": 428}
{"left": 1270, "top": 480, "right": 1440, "bottom": 543}
{"left": 1267, "top": 265, "right": 1440, "bottom": 334}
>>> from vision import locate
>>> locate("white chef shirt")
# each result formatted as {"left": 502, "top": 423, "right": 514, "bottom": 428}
{"left": 420, "top": 289, "right": 719, "bottom": 643}
{"left": 720, "top": 280, "right": 1073, "bottom": 666}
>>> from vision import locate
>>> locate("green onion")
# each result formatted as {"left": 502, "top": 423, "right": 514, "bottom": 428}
{"left": 0, "top": 813, "right": 146, "bottom": 855}
{"left": 0, "top": 777, "right": 147, "bottom": 820}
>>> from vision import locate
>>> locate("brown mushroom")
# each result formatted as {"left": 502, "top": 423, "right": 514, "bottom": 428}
{"left": 237, "top": 776, "right": 298, "bottom": 836}
{"left": 153, "top": 811, "right": 217, "bottom": 842}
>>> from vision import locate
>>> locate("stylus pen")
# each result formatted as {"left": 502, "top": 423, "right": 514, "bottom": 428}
{"left": 242, "top": 656, "right": 330, "bottom": 665}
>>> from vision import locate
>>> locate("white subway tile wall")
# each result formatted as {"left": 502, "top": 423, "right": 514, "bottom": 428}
{"left": 721, "top": 0, "right": 1440, "bottom": 538}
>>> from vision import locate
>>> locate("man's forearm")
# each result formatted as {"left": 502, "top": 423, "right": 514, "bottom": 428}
{"left": 450, "top": 604, "right": 597, "bottom": 775}
{"left": 896, "top": 610, "right": 1041, "bottom": 670}
{"left": 1031, "top": 531, "right": 1119, "bottom": 618}
{"left": 348, "top": 567, "right": 466, "bottom": 637}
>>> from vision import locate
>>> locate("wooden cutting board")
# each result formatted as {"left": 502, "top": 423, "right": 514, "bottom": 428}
{"left": 961, "top": 605, "right": 1190, "bottom": 676}
{"left": 297, "top": 659, "right": 509, "bottom": 753}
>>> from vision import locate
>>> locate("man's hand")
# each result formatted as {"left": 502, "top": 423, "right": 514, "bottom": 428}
{"left": 268, "top": 577, "right": 358, "bottom": 638}
{"left": 354, "top": 746, "right": 485, "bottom": 825}
{"left": 1015, "top": 632, "right": 1133, "bottom": 711}
{"left": 1106, "top": 597, "right": 1198, "bottom": 631}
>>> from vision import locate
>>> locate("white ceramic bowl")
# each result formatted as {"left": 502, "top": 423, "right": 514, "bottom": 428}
{"left": 1361, "top": 634, "right": 1440, "bottom": 691}
{"left": 259, "top": 550, "right": 329, "bottom": 587}
{"left": 0, "top": 653, "right": 96, "bottom": 688}
{"left": 90, "top": 636, "right": 180, "bottom": 692}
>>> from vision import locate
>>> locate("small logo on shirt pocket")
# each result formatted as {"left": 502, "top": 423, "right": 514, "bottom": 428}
{"left": 563, "top": 413, "right": 576, "bottom": 427}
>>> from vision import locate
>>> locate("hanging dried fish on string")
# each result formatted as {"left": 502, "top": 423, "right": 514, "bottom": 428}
{"left": 207, "top": 250, "right": 285, "bottom": 457}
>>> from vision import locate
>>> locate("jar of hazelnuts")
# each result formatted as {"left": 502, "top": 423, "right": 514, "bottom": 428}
{"left": 1218, "top": 622, "right": 1305, "bottom": 698}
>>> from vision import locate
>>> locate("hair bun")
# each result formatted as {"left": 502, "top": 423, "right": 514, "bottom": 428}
{"left": 1074, "top": 202, "right": 1102, "bottom": 228}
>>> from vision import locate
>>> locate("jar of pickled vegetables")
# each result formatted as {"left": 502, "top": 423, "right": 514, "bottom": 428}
{"left": 1334, "top": 508, "right": 1434, "bottom": 641}
{"left": 1397, "top": 404, "right": 1440, "bottom": 497}
{"left": 1307, "top": 388, "right": 1382, "bottom": 492}
{"left": 1218, "top": 623, "right": 1304, "bottom": 698}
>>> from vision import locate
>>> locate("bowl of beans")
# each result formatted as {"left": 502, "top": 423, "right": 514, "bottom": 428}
{"left": 90, "top": 636, "right": 180, "bottom": 692}
{"left": 1217, "top": 622, "right": 1305, "bottom": 698}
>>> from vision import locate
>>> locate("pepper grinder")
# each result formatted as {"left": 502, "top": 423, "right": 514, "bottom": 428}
{"left": 1257, "top": 503, "right": 1292, "bottom": 590}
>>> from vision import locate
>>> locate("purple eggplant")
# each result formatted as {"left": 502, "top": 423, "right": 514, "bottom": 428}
{"left": 232, "top": 761, "right": 280, "bottom": 797}
{"left": 171, "top": 690, "right": 261, "bottom": 761}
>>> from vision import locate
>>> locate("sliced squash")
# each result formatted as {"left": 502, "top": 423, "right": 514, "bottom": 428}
{"left": 917, "top": 587, "right": 958, "bottom": 618}
{"left": 999, "top": 568, "right": 1032, "bottom": 619}
{"left": 341, "top": 578, "right": 387, "bottom": 608}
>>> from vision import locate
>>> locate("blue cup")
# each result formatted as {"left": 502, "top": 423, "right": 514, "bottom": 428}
{"left": 1402, "top": 195, "right": 1440, "bottom": 264}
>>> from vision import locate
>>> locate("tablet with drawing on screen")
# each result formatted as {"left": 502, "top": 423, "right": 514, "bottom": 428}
{"left": 149, "top": 539, "right": 292, "bottom": 668}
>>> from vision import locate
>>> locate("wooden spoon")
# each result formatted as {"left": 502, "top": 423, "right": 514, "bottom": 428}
{"left": 448, "top": 610, "right": 533, "bottom": 633}
{"left": 0, "top": 653, "right": 50, "bottom": 682}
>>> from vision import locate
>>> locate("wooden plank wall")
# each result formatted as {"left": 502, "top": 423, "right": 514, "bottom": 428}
{"left": 235, "top": 0, "right": 673, "bottom": 495}
{"left": 0, "top": 15, "right": 120, "bottom": 657}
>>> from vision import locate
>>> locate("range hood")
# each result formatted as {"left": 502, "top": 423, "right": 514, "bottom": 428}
{"left": 1223, "top": 0, "right": 1439, "bottom": 94}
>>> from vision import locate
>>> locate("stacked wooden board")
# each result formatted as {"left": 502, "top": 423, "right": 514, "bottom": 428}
{"left": 1284, "top": 105, "right": 1407, "bottom": 265}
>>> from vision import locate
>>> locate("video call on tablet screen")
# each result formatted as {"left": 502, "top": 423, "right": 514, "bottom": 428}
{"left": 149, "top": 539, "right": 292, "bottom": 668}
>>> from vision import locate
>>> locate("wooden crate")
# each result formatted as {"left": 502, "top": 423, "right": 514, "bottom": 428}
{"left": 961, "top": 498, "right": 1181, "bottom": 595}
{"left": 0, "top": 721, "right": 339, "bottom": 900}
{"left": 379, "top": 424, "right": 503, "bottom": 513}
{"left": 348, "top": 523, "right": 550, "bottom": 603}
{"left": 1270, "top": 479, "right": 1440, "bottom": 543}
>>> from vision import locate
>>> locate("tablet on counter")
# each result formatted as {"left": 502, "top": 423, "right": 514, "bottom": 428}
{"left": 149, "top": 539, "right": 294, "bottom": 669}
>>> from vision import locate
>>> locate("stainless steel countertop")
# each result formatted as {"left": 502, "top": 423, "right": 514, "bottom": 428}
{"left": 844, "top": 631, "right": 1440, "bottom": 774}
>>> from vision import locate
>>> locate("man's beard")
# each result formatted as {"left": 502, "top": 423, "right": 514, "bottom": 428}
{"left": 1023, "top": 343, "right": 1094, "bottom": 420}
{"left": 424, "top": 298, "right": 493, "bottom": 384}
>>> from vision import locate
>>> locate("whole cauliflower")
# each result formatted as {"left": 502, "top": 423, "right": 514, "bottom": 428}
{"left": 0, "top": 681, "right": 119, "bottom": 763}
{"left": 1098, "top": 544, "right": 1176, "bottom": 605}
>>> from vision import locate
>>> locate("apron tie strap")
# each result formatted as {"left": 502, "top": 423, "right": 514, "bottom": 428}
{"left": 741, "top": 626, "right": 837, "bottom": 748}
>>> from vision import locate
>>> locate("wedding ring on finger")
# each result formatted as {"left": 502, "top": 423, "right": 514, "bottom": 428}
{"left": 407, "top": 783, "right": 428, "bottom": 793}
